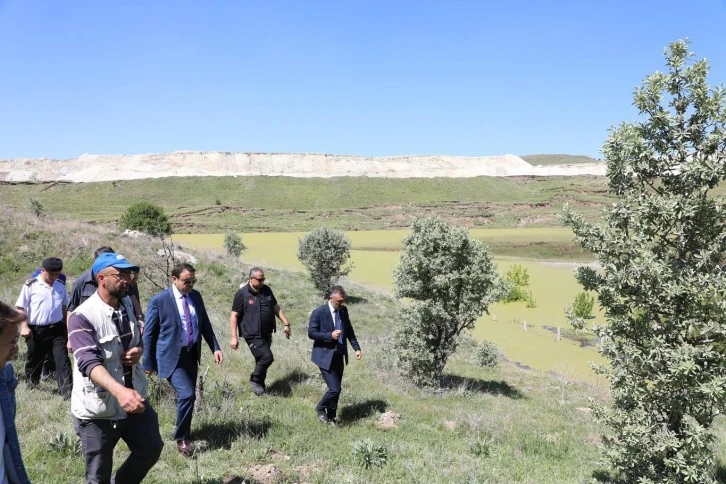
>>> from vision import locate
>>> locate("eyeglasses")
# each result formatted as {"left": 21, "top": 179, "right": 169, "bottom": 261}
{"left": 105, "top": 272, "right": 134, "bottom": 281}
{"left": 180, "top": 278, "right": 197, "bottom": 285}
{"left": 251, "top": 277, "right": 266, "bottom": 282}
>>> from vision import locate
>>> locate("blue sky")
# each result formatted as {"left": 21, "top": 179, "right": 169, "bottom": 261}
{"left": 1, "top": 1, "right": 725, "bottom": 160}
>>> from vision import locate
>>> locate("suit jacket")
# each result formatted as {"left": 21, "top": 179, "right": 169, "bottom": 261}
{"left": 308, "top": 303, "right": 360, "bottom": 371}
{"left": 142, "top": 287, "right": 220, "bottom": 379}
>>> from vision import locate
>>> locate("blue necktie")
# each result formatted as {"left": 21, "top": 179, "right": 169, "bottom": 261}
{"left": 334, "top": 309, "right": 344, "bottom": 353}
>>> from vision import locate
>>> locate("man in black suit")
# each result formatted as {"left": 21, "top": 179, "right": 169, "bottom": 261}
{"left": 308, "top": 285, "right": 362, "bottom": 424}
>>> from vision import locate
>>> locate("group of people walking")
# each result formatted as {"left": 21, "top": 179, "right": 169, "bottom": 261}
{"left": 0, "top": 247, "right": 362, "bottom": 484}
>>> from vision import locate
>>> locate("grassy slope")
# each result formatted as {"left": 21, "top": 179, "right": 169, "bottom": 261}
{"left": 0, "top": 208, "right": 615, "bottom": 483}
{"left": 521, "top": 154, "right": 602, "bottom": 165}
{"left": 0, "top": 175, "right": 612, "bottom": 234}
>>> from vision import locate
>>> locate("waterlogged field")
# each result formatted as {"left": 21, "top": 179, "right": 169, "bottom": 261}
{"left": 175, "top": 228, "right": 605, "bottom": 383}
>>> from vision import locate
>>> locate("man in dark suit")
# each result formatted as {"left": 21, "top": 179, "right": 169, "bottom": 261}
{"left": 142, "top": 263, "right": 223, "bottom": 457}
{"left": 308, "top": 285, "right": 362, "bottom": 425}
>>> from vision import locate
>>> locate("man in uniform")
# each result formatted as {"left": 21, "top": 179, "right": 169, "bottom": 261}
{"left": 229, "top": 267, "right": 291, "bottom": 396}
{"left": 14, "top": 257, "right": 72, "bottom": 397}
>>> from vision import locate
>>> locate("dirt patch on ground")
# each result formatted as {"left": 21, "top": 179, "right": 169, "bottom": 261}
{"left": 376, "top": 411, "right": 402, "bottom": 429}
{"left": 247, "top": 464, "right": 280, "bottom": 484}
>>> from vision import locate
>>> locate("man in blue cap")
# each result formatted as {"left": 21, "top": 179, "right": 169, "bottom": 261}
{"left": 68, "top": 253, "right": 163, "bottom": 484}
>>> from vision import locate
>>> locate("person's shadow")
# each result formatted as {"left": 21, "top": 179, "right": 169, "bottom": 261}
{"left": 338, "top": 399, "right": 388, "bottom": 426}
{"left": 193, "top": 417, "right": 271, "bottom": 450}
{"left": 440, "top": 375, "right": 524, "bottom": 399}
{"left": 266, "top": 369, "right": 310, "bottom": 397}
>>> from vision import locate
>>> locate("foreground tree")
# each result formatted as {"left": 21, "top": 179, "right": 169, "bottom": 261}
{"left": 392, "top": 217, "right": 505, "bottom": 387}
{"left": 297, "top": 227, "right": 352, "bottom": 298}
{"left": 563, "top": 39, "right": 726, "bottom": 483}
{"left": 119, "top": 201, "right": 171, "bottom": 236}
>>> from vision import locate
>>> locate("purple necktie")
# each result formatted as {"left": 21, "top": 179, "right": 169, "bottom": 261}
{"left": 182, "top": 294, "right": 194, "bottom": 347}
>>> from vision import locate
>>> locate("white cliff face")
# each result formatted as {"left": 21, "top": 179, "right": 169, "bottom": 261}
{"left": 0, "top": 151, "right": 606, "bottom": 182}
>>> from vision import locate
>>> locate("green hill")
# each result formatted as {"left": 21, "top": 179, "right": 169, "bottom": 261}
{"left": 521, "top": 154, "right": 602, "bottom": 166}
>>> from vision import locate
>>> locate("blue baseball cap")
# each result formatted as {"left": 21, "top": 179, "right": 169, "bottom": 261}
{"left": 92, "top": 253, "right": 140, "bottom": 276}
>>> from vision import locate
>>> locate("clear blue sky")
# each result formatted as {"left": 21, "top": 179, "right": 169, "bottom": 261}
{"left": 1, "top": 0, "right": 725, "bottom": 160}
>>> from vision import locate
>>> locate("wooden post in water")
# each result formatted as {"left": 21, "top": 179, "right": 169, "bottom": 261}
{"left": 556, "top": 326, "right": 561, "bottom": 342}
{"left": 523, "top": 320, "right": 528, "bottom": 331}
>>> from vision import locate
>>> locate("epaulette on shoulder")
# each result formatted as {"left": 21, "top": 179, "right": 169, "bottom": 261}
{"left": 24, "top": 277, "right": 37, "bottom": 286}
{"left": 57, "top": 278, "right": 66, "bottom": 286}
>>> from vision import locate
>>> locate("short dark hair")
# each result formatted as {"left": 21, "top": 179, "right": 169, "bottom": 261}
{"left": 94, "top": 246, "right": 115, "bottom": 259}
{"left": 0, "top": 299, "right": 25, "bottom": 336}
{"left": 249, "top": 267, "right": 263, "bottom": 279}
{"left": 172, "top": 263, "right": 196, "bottom": 278}
{"left": 329, "top": 285, "right": 346, "bottom": 298}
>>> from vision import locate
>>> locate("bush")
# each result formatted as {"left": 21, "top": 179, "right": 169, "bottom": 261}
{"left": 572, "top": 292, "right": 594, "bottom": 319}
{"left": 28, "top": 197, "right": 44, "bottom": 217}
{"left": 296, "top": 227, "right": 352, "bottom": 298}
{"left": 351, "top": 438, "right": 388, "bottom": 469}
{"left": 393, "top": 217, "right": 505, "bottom": 387}
{"left": 504, "top": 264, "right": 534, "bottom": 304}
{"left": 119, "top": 201, "right": 171, "bottom": 236}
{"left": 223, "top": 230, "right": 246, "bottom": 257}
{"left": 473, "top": 340, "right": 499, "bottom": 368}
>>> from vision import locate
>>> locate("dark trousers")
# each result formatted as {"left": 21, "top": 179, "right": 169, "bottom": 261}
{"left": 317, "top": 352, "right": 345, "bottom": 419}
{"left": 25, "top": 323, "right": 71, "bottom": 396}
{"left": 73, "top": 403, "right": 164, "bottom": 484}
{"left": 245, "top": 335, "right": 274, "bottom": 386}
{"left": 167, "top": 348, "right": 199, "bottom": 441}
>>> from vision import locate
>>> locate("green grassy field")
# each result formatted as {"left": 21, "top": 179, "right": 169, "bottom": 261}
{"left": 175, "top": 229, "right": 605, "bottom": 383}
{"left": 521, "top": 154, "right": 602, "bottom": 166}
{"left": 0, "top": 175, "right": 613, "bottom": 233}
{"left": 5, "top": 208, "right": 726, "bottom": 482}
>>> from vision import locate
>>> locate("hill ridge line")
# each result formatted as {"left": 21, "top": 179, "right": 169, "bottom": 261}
{"left": 0, "top": 151, "right": 606, "bottom": 182}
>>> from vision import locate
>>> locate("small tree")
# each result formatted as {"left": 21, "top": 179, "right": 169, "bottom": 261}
{"left": 392, "top": 217, "right": 505, "bottom": 387}
{"left": 119, "top": 202, "right": 171, "bottom": 236}
{"left": 224, "top": 230, "right": 246, "bottom": 257}
{"left": 296, "top": 227, "right": 352, "bottom": 298}
{"left": 563, "top": 39, "right": 726, "bottom": 483}
{"left": 572, "top": 292, "right": 595, "bottom": 320}
{"left": 28, "top": 197, "right": 44, "bottom": 217}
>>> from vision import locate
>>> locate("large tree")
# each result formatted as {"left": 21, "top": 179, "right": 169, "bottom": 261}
{"left": 392, "top": 217, "right": 505, "bottom": 387}
{"left": 563, "top": 39, "right": 726, "bottom": 483}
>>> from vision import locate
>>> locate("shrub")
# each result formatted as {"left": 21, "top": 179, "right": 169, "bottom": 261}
{"left": 28, "top": 197, "right": 44, "bottom": 217}
{"left": 48, "top": 432, "right": 82, "bottom": 456}
{"left": 572, "top": 292, "right": 594, "bottom": 319}
{"left": 119, "top": 201, "right": 171, "bottom": 236}
{"left": 504, "top": 264, "right": 534, "bottom": 304}
{"left": 296, "top": 227, "right": 352, "bottom": 298}
{"left": 351, "top": 438, "right": 388, "bottom": 469}
{"left": 473, "top": 340, "right": 499, "bottom": 368}
{"left": 392, "top": 217, "right": 505, "bottom": 387}
{"left": 223, "top": 230, "right": 246, "bottom": 257}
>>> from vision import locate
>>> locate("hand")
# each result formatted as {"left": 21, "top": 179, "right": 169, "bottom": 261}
{"left": 122, "top": 346, "right": 143, "bottom": 366}
{"left": 283, "top": 324, "right": 291, "bottom": 339}
{"left": 67, "top": 339, "right": 72, "bottom": 353}
{"left": 214, "top": 350, "right": 223, "bottom": 365}
{"left": 20, "top": 324, "right": 32, "bottom": 340}
{"left": 229, "top": 337, "right": 239, "bottom": 350}
{"left": 331, "top": 330, "right": 342, "bottom": 340}
{"left": 355, "top": 350, "right": 362, "bottom": 360}
{"left": 144, "top": 370, "right": 156, "bottom": 377}
{"left": 115, "top": 386, "right": 146, "bottom": 414}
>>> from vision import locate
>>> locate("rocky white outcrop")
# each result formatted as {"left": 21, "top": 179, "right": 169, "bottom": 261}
{"left": 0, "top": 151, "right": 605, "bottom": 182}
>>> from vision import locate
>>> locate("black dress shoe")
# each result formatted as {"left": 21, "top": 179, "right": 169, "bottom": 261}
{"left": 317, "top": 410, "right": 330, "bottom": 424}
{"left": 250, "top": 381, "right": 265, "bottom": 396}
{"left": 177, "top": 440, "right": 195, "bottom": 457}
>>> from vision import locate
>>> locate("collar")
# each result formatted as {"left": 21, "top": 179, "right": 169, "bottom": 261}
{"left": 328, "top": 301, "right": 338, "bottom": 312}
{"left": 172, "top": 285, "right": 186, "bottom": 300}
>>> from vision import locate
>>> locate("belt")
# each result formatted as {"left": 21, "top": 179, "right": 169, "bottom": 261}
{"left": 30, "top": 321, "right": 62, "bottom": 329}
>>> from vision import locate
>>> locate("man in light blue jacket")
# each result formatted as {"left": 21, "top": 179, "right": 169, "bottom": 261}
{"left": 0, "top": 299, "right": 32, "bottom": 484}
